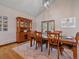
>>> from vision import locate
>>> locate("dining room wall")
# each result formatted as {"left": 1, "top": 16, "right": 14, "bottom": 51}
{"left": 35, "top": 0, "right": 78, "bottom": 37}
{"left": 73, "top": 0, "right": 79, "bottom": 34}
{"left": 0, "top": 5, "right": 34, "bottom": 45}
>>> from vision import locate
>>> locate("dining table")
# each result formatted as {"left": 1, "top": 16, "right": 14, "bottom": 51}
{"left": 29, "top": 31, "right": 77, "bottom": 59}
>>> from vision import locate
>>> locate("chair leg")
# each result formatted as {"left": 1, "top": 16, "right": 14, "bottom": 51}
{"left": 57, "top": 46, "right": 60, "bottom": 59}
{"left": 30, "top": 38, "right": 32, "bottom": 47}
{"left": 48, "top": 44, "right": 50, "bottom": 55}
{"left": 57, "top": 50, "right": 59, "bottom": 59}
{"left": 41, "top": 43, "right": 43, "bottom": 52}
{"left": 60, "top": 47, "right": 64, "bottom": 55}
{"left": 76, "top": 40, "right": 78, "bottom": 44}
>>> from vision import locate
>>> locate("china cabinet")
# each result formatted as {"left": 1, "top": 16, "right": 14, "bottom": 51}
{"left": 16, "top": 17, "right": 32, "bottom": 43}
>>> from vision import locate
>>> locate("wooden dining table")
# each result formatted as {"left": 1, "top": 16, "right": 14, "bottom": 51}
{"left": 29, "top": 31, "right": 77, "bottom": 59}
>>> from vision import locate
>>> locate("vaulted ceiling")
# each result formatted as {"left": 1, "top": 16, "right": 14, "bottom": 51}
{"left": 0, "top": 0, "right": 54, "bottom": 16}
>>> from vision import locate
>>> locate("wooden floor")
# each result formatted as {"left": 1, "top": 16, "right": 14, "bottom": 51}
{"left": 0, "top": 42, "right": 27, "bottom": 59}
{"left": 0, "top": 42, "right": 79, "bottom": 59}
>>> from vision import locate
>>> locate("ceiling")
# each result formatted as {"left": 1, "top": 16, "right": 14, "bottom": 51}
{"left": 0, "top": 0, "right": 54, "bottom": 16}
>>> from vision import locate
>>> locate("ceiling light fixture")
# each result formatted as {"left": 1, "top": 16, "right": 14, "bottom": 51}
{"left": 44, "top": 0, "right": 49, "bottom": 7}
{"left": 43, "top": 0, "right": 55, "bottom": 8}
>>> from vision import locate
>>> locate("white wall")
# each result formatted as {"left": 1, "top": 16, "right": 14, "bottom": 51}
{"left": 0, "top": 5, "right": 34, "bottom": 45}
{"left": 35, "top": 0, "right": 78, "bottom": 37}
{"left": 73, "top": 0, "right": 79, "bottom": 33}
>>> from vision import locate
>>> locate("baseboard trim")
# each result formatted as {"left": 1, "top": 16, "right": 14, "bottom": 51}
{"left": 0, "top": 42, "right": 16, "bottom": 47}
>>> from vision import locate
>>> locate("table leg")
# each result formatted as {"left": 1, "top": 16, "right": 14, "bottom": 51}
{"left": 73, "top": 45, "right": 77, "bottom": 59}
{"left": 48, "top": 43, "right": 50, "bottom": 55}
{"left": 30, "top": 38, "right": 32, "bottom": 47}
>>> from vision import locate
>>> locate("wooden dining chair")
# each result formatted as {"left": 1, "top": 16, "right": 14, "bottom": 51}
{"left": 47, "top": 31, "right": 64, "bottom": 59}
{"left": 34, "top": 31, "right": 48, "bottom": 52}
{"left": 26, "top": 31, "right": 36, "bottom": 47}
{"left": 75, "top": 32, "right": 79, "bottom": 43}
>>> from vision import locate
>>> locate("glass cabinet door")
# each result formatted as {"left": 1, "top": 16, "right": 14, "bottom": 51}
{"left": 20, "top": 22, "right": 24, "bottom": 27}
{"left": 24, "top": 20, "right": 32, "bottom": 31}
{"left": 25, "top": 22, "right": 28, "bottom": 27}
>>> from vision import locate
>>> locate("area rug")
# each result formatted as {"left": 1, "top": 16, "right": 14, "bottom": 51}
{"left": 12, "top": 42, "right": 79, "bottom": 59}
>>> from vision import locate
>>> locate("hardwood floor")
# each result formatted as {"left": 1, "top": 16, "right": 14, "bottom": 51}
{"left": 0, "top": 42, "right": 27, "bottom": 59}
{"left": 0, "top": 41, "right": 79, "bottom": 59}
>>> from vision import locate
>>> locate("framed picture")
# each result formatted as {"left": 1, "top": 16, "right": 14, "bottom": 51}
{"left": 0, "top": 16, "right": 8, "bottom": 31}
{"left": 3, "top": 16, "right": 8, "bottom": 31}
{"left": 3, "top": 16, "right": 8, "bottom": 20}
{"left": 3, "top": 27, "right": 8, "bottom": 31}
{"left": 61, "top": 17, "right": 76, "bottom": 28}
{"left": 0, "top": 16, "right": 2, "bottom": 31}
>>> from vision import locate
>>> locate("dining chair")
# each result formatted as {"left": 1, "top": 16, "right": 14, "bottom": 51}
{"left": 26, "top": 31, "right": 35, "bottom": 47}
{"left": 47, "top": 31, "right": 64, "bottom": 59}
{"left": 75, "top": 32, "right": 79, "bottom": 43}
{"left": 34, "top": 31, "right": 48, "bottom": 52}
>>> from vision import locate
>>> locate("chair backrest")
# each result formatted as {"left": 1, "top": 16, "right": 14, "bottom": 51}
{"left": 47, "top": 31, "right": 61, "bottom": 43}
{"left": 34, "top": 31, "right": 42, "bottom": 42}
{"left": 26, "top": 31, "right": 32, "bottom": 39}
{"left": 75, "top": 32, "right": 79, "bottom": 43}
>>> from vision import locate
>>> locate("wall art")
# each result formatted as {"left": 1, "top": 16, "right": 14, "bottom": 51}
{"left": 3, "top": 16, "right": 8, "bottom": 31}
{"left": 61, "top": 17, "right": 76, "bottom": 28}
{"left": 0, "top": 16, "right": 2, "bottom": 31}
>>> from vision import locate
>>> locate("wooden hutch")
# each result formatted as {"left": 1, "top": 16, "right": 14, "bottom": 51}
{"left": 16, "top": 17, "right": 32, "bottom": 43}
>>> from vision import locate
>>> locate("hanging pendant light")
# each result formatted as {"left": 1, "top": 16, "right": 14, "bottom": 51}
{"left": 44, "top": 0, "right": 50, "bottom": 7}
{"left": 43, "top": 0, "right": 55, "bottom": 8}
